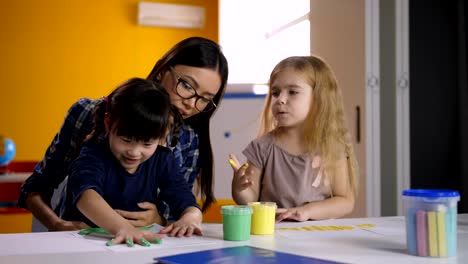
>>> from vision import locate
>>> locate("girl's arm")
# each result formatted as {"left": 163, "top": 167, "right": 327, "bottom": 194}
{"left": 230, "top": 156, "right": 262, "bottom": 205}
{"left": 77, "top": 189, "right": 162, "bottom": 245}
{"left": 276, "top": 157, "right": 355, "bottom": 221}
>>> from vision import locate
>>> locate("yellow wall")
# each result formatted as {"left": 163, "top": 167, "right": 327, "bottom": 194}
{"left": 0, "top": 0, "right": 218, "bottom": 161}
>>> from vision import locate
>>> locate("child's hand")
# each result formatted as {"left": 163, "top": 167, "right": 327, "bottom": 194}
{"left": 276, "top": 207, "right": 309, "bottom": 222}
{"left": 229, "top": 154, "right": 253, "bottom": 191}
{"left": 110, "top": 226, "right": 163, "bottom": 247}
{"left": 160, "top": 207, "right": 202, "bottom": 237}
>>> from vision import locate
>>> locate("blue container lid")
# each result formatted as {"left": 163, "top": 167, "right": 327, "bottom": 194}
{"left": 402, "top": 189, "right": 460, "bottom": 198}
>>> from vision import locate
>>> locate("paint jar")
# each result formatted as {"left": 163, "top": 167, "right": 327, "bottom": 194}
{"left": 248, "top": 202, "right": 277, "bottom": 235}
{"left": 402, "top": 189, "right": 460, "bottom": 257}
{"left": 221, "top": 205, "right": 252, "bottom": 241}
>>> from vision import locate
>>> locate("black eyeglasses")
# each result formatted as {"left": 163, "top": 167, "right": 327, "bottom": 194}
{"left": 170, "top": 67, "right": 216, "bottom": 113}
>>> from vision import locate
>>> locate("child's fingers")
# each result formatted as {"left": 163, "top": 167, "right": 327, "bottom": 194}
{"left": 159, "top": 224, "right": 173, "bottom": 234}
{"left": 109, "top": 235, "right": 125, "bottom": 246}
{"left": 170, "top": 226, "right": 183, "bottom": 237}
{"left": 276, "top": 211, "right": 291, "bottom": 223}
{"left": 139, "top": 234, "right": 162, "bottom": 246}
{"left": 126, "top": 238, "right": 135, "bottom": 247}
{"left": 139, "top": 237, "right": 151, "bottom": 247}
{"left": 184, "top": 226, "right": 194, "bottom": 237}
{"left": 192, "top": 226, "right": 203, "bottom": 236}
{"left": 106, "top": 239, "right": 115, "bottom": 246}
{"left": 150, "top": 236, "right": 163, "bottom": 244}
{"left": 275, "top": 208, "right": 292, "bottom": 223}
{"left": 276, "top": 208, "right": 287, "bottom": 214}
{"left": 160, "top": 224, "right": 183, "bottom": 237}
{"left": 235, "top": 163, "right": 249, "bottom": 178}
{"left": 240, "top": 178, "right": 254, "bottom": 188}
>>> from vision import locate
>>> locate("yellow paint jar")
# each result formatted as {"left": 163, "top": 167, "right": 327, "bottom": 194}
{"left": 248, "top": 202, "right": 277, "bottom": 235}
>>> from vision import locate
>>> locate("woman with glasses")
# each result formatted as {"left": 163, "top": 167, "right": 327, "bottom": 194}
{"left": 18, "top": 37, "right": 228, "bottom": 237}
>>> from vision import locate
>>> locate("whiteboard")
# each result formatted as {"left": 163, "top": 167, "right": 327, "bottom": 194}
{"left": 210, "top": 95, "right": 266, "bottom": 199}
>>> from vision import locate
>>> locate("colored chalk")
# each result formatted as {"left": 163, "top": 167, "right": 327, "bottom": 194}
{"left": 436, "top": 211, "right": 447, "bottom": 256}
{"left": 416, "top": 210, "right": 427, "bottom": 257}
{"left": 427, "top": 211, "right": 438, "bottom": 257}
{"left": 228, "top": 159, "right": 237, "bottom": 169}
{"left": 402, "top": 189, "right": 460, "bottom": 258}
{"left": 446, "top": 207, "right": 457, "bottom": 256}
{"left": 406, "top": 208, "right": 417, "bottom": 255}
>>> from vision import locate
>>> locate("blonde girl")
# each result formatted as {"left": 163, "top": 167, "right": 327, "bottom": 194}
{"left": 230, "top": 55, "right": 358, "bottom": 221}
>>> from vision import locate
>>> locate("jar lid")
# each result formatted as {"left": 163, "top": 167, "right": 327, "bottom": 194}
{"left": 221, "top": 205, "right": 252, "bottom": 215}
{"left": 248, "top": 202, "right": 277, "bottom": 208}
{"left": 402, "top": 189, "right": 460, "bottom": 198}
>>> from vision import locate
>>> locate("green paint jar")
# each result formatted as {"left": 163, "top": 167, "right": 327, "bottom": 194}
{"left": 221, "top": 205, "right": 252, "bottom": 241}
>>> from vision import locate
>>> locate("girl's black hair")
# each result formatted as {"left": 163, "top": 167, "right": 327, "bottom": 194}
{"left": 147, "top": 37, "right": 229, "bottom": 212}
{"left": 88, "top": 78, "right": 179, "bottom": 145}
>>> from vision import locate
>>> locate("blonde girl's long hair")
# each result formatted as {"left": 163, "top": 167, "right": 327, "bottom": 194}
{"left": 258, "top": 55, "right": 358, "bottom": 196}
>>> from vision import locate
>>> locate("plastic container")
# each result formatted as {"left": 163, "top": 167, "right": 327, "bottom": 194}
{"left": 248, "top": 202, "right": 277, "bottom": 235}
{"left": 402, "top": 189, "right": 460, "bottom": 257}
{"left": 221, "top": 205, "right": 252, "bottom": 241}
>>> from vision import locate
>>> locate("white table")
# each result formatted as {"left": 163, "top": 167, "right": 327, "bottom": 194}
{"left": 0, "top": 215, "right": 467, "bottom": 264}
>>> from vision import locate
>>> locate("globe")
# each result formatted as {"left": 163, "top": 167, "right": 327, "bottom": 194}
{"left": 0, "top": 136, "right": 16, "bottom": 166}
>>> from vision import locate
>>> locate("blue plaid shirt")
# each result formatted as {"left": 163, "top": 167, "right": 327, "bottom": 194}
{"left": 18, "top": 98, "right": 200, "bottom": 220}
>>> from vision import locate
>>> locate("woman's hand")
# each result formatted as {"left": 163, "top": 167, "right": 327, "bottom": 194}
{"left": 115, "top": 202, "right": 165, "bottom": 226}
{"left": 160, "top": 207, "right": 202, "bottom": 237}
{"left": 51, "top": 219, "right": 90, "bottom": 231}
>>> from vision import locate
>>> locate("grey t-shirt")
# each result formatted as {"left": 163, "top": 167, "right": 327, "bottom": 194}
{"left": 243, "top": 133, "right": 330, "bottom": 209}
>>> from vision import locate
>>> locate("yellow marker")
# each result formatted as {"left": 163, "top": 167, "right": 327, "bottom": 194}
{"left": 427, "top": 211, "right": 438, "bottom": 257}
{"left": 228, "top": 158, "right": 237, "bottom": 169}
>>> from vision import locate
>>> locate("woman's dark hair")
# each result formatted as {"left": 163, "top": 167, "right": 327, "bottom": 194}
{"left": 88, "top": 78, "right": 179, "bottom": 145}
{"left": 147, "top": 37, "right": 229, "bottom": 212}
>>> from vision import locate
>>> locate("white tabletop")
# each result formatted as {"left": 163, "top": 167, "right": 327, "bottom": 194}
{"left": 0, "top": 214, "right": 467, "bottom": 264}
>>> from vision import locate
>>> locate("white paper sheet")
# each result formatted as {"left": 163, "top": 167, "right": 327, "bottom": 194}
{"left": 0, "top": 232, "right": 106, "bottom": 256}
{"left": 74, "top": 224, "right": 218, "bottom": 253}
